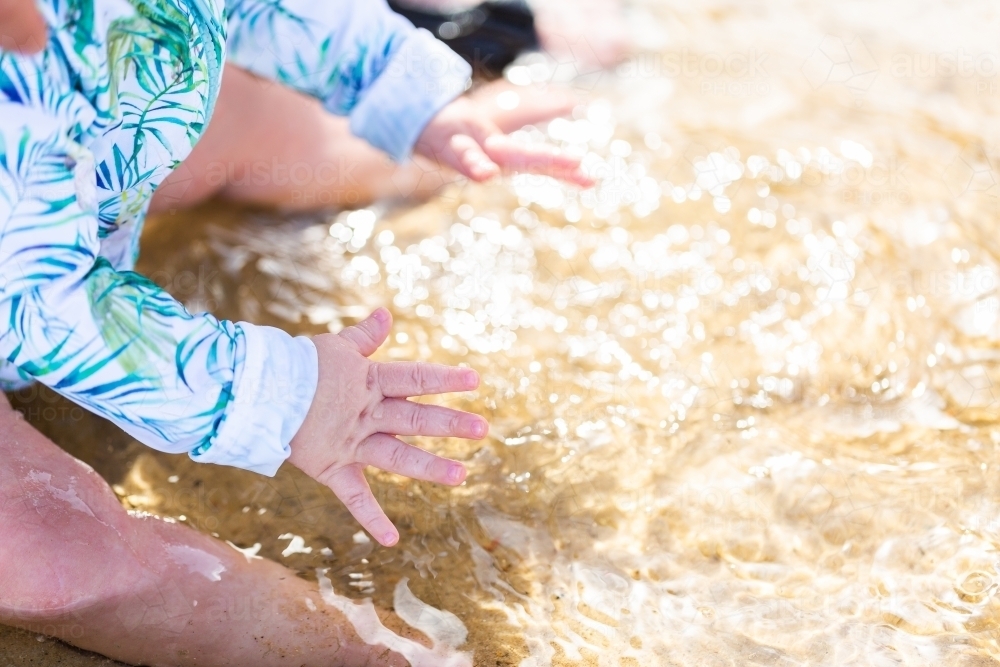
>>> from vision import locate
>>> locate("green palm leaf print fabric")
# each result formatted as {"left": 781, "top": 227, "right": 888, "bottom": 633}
{"left": 0, "top": 0, "right": 471, "bottom": 474}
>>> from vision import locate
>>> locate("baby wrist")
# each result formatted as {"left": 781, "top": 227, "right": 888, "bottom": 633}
{"left": 191, "top": 323, "right": 318, "bottom": 476}
{"left": 347, "top": 28, "right": 472, "bottom": 161}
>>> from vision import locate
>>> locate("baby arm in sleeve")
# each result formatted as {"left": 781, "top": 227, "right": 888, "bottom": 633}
{"left": 225, "top": 0, "right": 472, "bottom": 161}
{"left": 0, "top": 101, "right": 316, "bottom": 476}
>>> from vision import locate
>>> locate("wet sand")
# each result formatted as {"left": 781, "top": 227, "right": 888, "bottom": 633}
{"left": 0, "top": 626, "right": 124, "bottom": 665}
{"left": 7, "top": 0, "right": 1000, "bottom": 664}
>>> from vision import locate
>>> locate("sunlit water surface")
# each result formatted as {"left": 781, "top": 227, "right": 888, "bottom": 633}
{"left": 7, "top": 0, "right": 1000, "bottom": 664}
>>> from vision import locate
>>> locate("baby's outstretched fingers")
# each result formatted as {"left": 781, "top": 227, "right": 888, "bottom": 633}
{"left": 446, "top": 133, "right": 501, "bottom": 182}
{"left": 372, "top": 398, "right": 488, "bottom": 439}
{"left": 338, "top": 307, "right": 392, "bottom": 356}
{"left": 359, "top": 433, "right": 467, "bottom": 486}
{"left": 416, "top": 96, "right": 594, "bottom": 187}
{"left": 292, "top": 326, "right": 486, "bottom": 544}
{"left": 373, "top": 361, "right": 480, "bottom": 398}
{"left": 325, "top": 464, "right": 399, "bottom": 547}
{"left": 483, "top": 135, "right": 595, "bottom": 187}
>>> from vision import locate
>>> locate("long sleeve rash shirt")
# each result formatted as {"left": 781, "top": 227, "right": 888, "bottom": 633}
{"left": 0, "top": 0, "right": 471, "bottom": 475}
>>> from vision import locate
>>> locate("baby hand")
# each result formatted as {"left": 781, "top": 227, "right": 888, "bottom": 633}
{"left": 288, "top": 308, "right": 486, "bottom": 547}
{"left": 415, "top": 95, "right": 594, "bottom": 187}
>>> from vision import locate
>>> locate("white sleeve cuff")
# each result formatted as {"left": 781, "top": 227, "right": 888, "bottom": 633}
{"left": 347, "top": 28, "right": 472, "bottom": 162}
{"left": 190, "top": 323, "right": 318, "bottom": 476}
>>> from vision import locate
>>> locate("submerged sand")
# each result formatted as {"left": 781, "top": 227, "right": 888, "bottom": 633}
{"left": 7, "top": 0, "right": 1000, "bottom": 664}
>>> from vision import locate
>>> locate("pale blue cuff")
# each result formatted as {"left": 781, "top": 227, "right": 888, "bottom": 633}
{"left": 347, "top": 28, "right": 472, "bottom": 162}
{"left": 191, "top": 324, "right": 318, "bottom": 476}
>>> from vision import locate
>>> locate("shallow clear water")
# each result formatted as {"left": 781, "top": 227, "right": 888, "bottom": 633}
{"left": 7, "top": 0, "right": 1000, "bottom": 664}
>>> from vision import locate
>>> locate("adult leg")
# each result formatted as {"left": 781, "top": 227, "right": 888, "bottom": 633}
{"left": 149, "top": 64, "right": 577, "bottom": 214}
{"left": 0, "top": 393, "right": 419, "bottom": 667}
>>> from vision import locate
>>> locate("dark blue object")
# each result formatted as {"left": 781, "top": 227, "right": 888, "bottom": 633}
{"left": 388, "top": 0, "right": 540, "bottom": 78}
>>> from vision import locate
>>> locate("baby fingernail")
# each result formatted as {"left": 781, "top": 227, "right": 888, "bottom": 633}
{"left": 448, "top": 464, "right": 466, "bottom": 483}
{"left": 473, "top": 420, "right": 487, "bottom": 438}
{"left": 383, "top": 532, "right": 398, "bottom": 546}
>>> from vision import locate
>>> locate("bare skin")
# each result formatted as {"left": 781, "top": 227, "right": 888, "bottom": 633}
{"left": 0, "top": 0, "right": 46, "bottom": 53}
{"left": 0, "top": 310, "right": 477, "bottom": 666}
{"left": 149, "top": 64, "right": 585, "bottom": 213}
{"left": 289, "top": 308, "right": 484, "bottom": 548}
{"left": 0, "top": 390, "right": 419, "bottom": 666}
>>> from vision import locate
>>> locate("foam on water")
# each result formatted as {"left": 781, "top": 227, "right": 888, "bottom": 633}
{"left": 317, "top": 569, "right": 473, "bottom": 667}
{"left": 393, "top": 577, "right": 469, "bottom": 650}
